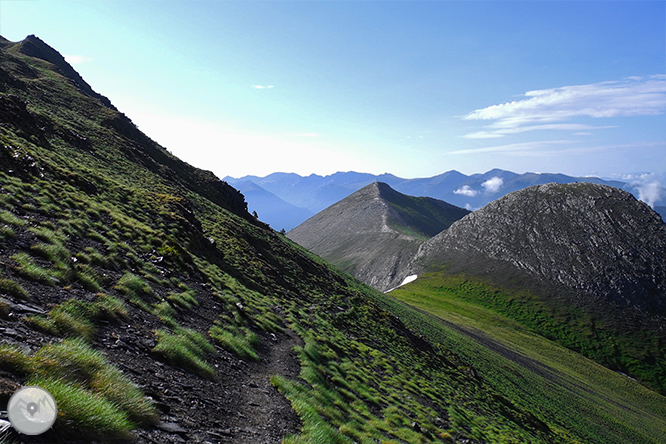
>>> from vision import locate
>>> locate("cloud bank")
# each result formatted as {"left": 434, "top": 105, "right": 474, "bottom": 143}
{"left": 463, "top": 75, "right": 666, "bottom": 138}
{"left": 623, "top": 173, "right": 664, "bottom": 208}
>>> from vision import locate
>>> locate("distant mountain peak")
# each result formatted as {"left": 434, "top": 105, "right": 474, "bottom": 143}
{"left": 288, "top": 182, "right": 469, "bottom": 291}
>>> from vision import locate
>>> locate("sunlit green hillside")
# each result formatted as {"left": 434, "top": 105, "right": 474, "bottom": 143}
{"left": 389, "top": 271, "right": 666, "bottom": 444}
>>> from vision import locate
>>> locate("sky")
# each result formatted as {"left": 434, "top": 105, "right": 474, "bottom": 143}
{"left": 1, "top": 0, "right": 665, "bottom": 181}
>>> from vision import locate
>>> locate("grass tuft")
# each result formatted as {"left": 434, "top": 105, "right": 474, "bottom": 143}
{"left": 0, "top": 276, "right": 29, "bottom": 300}
{"left": 26, "top": 296, "right": 128, "bottom": 340}
{"left": 153, "top": 328, "right": 216, "bottom": 379}
{"left": 0, "top": 338, "right": 157, "bottom": 439}
{"left": 209, "top": 324, "right": 260, "bottom": 361}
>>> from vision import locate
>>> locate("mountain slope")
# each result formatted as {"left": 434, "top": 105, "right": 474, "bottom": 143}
{"left": 288, "top": 182, "right": 469, "bottom": 291}
{"left": 1, "top": 35, "right": 665, "bottom": 444}
{"left": 407, "top": 182, "right": 666, "bottom": 392}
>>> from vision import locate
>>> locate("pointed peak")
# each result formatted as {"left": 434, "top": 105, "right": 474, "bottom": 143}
{"left": 16, "top": 34, "right": 116, "bottom": 110}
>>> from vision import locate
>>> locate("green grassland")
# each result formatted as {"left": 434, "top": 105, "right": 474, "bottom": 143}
{"left": 389, "top": 271, "right": 666, "bottom": 444}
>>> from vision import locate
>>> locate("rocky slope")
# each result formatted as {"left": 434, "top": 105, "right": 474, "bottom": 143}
{"left": 287, "top": 182, "right": 469, "bottom": 291}
{"left": 410, "top": 182, "right": 666, "bottom": 315}
{"left": 404, "top": 182, "right": 666, "bottom": 391}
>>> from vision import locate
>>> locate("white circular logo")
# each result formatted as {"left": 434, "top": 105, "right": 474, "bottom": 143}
{"left": 7, "top": 386, "right": 58, "bottom": 435}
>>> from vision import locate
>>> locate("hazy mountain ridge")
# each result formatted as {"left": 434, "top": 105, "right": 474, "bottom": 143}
{"left": 226, "top": 169, "right": 663, "bottom": 231}
{"left": 287, "top": 182, "right": 469, "bottom": 291}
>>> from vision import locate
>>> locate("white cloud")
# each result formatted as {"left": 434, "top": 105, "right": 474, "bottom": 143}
{"left": 637, "top": 182, "right": 662, "bottom": 207}
{"left": 481, "top": 176, "right": 503, "bottom": 193}
{"left": 453, "top": 185, "right": 478, "bottom": 197}
{"left": 252, "top": 85, "right": 274, "bottom": 89}
{"left": 463, "top": 131, "right": 504, "bottom": 139}
{"left": 463, "top": 75, "right": 666, "bottom": 138}
{"left": 624, "top": 172, "right": 664, "bottom": 208}
{"left": 463, "top": 124, "right": 615, "bottom": 139}
{"left": 64, "top": 55, "right": 93, "bottom": 65}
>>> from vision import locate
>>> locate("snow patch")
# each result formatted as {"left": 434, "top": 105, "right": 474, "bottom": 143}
{"left": 384, "top": 275, "right": 418, "bottom": 293}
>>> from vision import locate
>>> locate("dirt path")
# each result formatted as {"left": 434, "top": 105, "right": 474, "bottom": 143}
{"left": 221, "top": 328, "right": 303, "bottom": 444}
{"left": 130, "top": 327, "right": 303, "bottom": 444}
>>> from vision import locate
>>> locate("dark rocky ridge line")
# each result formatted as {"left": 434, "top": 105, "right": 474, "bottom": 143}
{"left": 16, "top": 35, "right": 117, "bottom": 110}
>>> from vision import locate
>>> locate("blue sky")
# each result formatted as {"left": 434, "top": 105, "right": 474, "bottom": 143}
{"left": 1, "top": 0, "right": 664, "bottom": 181}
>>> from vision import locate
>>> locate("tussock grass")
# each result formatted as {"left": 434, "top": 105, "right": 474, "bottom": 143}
{"left": 0, "top": 225, "right": 15, "bottom": 240}
{"left": 11, "top": 252, "right": 57, "bottom": 285}
{"left": 29, "top": 376, "right": 134, "bottom": 440}
{"left": 0, "top": 209, "right": 26, "bottom": 227}
{"left": 114, "top": 272, "right": 154, "bottom": 309}
{"left": 209, "top": 324, "right": 260, "bottom": 361}
{"left": 167, "top": 287, "right": 198, "bottom": 310}
{"left": 26, "top": 295, "right": 127, "bottom": 340}
{"left": 153, "top": 328, "right": 216, "bottom": 379}
{"left": 0, "top": 275, "right": 29, "bottom": 300}
{"left": 0, "top": 338, "right": 157, "bottom": 440}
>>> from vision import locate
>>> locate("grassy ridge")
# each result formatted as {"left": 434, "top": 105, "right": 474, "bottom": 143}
{"left": 388, "top": 272, "right": 666, "bottom": 444}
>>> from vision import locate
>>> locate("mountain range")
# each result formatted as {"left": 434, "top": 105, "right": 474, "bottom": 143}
{"left": 225, "top": 170, "right": 666, "bottom": 231}
{"left": 1, "top": 34, "right": 665, "bottom": 444}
